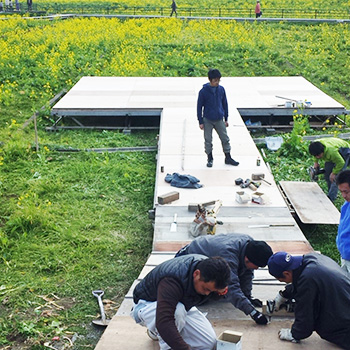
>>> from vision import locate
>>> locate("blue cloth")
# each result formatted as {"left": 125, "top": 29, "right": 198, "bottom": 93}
{"left": 337, "top": 201, "right": 350, "bottom": 260}
{"left": 197, "top": 83, "right": 228, "bottom": 125}
{"left": 165, "top": 173, "right": 202, "bottom": 189}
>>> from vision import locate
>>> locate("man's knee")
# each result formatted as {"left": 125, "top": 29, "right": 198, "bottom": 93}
{"left": 203, "top": 331, "right": 217, "bottom": 349}
{"left": 174, "top": 303, "right": 187, "bottom": 330}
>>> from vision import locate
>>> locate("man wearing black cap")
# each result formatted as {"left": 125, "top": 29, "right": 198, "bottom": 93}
{"left": 268, "top": 251, "right": 350, "bottom": 349}
{"left": 175, "top": 234, "right": 273, "bottom": 325}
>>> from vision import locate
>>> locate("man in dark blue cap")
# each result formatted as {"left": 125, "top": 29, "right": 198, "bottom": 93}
{"left": 268, "top": 251, "right": 350, "bottom": 349}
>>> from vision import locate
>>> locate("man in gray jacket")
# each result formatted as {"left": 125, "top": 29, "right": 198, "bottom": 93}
{"left": 176, "top": 234, "right": 273, "bottom": 324}
{"left": 268, "top": 251, "right": 350, "bottom": 349}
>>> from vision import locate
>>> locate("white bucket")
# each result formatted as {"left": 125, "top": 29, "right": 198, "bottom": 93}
{"left": 285, "top": 101, "right": 295, "bottom": 108}
{"left": 265, "top": 136, "right": 283, "bottom": 151}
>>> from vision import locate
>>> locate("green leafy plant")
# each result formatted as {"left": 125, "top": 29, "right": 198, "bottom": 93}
{"left": 278, "top": 112, "right": 311, "bottom": 158}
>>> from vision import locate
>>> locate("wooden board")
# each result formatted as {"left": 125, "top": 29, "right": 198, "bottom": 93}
{"left": 279, "top": 181, "right": 340, "bottom": 224}
{"left": 94, "top": 315, "right": 340, "bottom": 350}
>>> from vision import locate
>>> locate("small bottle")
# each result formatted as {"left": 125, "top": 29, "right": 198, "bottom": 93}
{"left": 257, "top": 157, "right": 261, "bottom": 166}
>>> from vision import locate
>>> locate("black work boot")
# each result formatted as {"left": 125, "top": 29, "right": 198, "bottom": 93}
{"left": 225, "top": 152, "right": 239, "bottom": 166}
{"left": 207, "top": 153, "right": 213, "bottom": 168}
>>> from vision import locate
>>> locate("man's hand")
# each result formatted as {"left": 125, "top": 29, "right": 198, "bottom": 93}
{"left": 250, "top": 309, "right": 268, "bottom": 325}
{"left": 313, "top": 162, "right": 319, "bottom": 169}
{"left": 199, "top": 124, "right": 204, "bottom": 130}
{"left": 279, "top": 328, "right": 299, "bottom": 343}
{"left": 225, "top": 121, "right": 229, "bottom": 127}
{"left": 330, "top": 172, "right": 336, "bottom": 183}
{"left": 273, "top": 291, "right": 288, "bottom": 312}
{"left": 249, "top": 297, "right": 263, "bottom": 308}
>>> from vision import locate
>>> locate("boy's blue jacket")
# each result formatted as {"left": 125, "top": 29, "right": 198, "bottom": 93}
{"left": 197, "top": 83, "right": 228, "bottom": 125}
{"left": 337, "top": 200, "right": 350, "bottom": 260}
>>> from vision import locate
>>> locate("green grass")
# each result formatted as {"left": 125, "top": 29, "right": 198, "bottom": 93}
{"left": 0, "top": 126, "right": 157, "bottom": 348}
{"left": 1, "top": 15, "right": 349, "bottom": 349}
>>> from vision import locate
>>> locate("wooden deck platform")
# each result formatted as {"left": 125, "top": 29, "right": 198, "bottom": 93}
{"left": 55, "top": 77, "right": 341, "bottom": 350}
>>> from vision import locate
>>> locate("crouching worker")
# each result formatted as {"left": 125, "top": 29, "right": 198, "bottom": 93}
{"left": 131, "top": 254, "right": 230, "bottom": 350}
{"left": 268, "top": 251, "right": 350, "bottom": 349}
{"left": 175, "top": 234, "right": 273, "bottom": 325}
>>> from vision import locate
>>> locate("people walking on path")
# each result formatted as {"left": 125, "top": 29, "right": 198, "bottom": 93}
{"left": 170, "top": 0, "right": 177, "bottom": 17}
{"left": 255, "top": 0, "right": 262, "bottom": 18}
{"left": 197, "top": 69, "right": 239, "bottom": 168}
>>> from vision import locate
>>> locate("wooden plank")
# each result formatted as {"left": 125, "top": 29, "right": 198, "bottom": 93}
{"left": 95, "top": 315, "right": 340, "bottom": 350}
{"left": 279, "top": 181, "right": 340, "bottom": 224}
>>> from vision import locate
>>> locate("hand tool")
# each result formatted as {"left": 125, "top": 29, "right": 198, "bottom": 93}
{"left": 251, "top": 173, "right": 272, "bottom": 185}
{"left": 170, "top": 213, "right": 177, "bottom": 232}
{"left": 92, "top": 290, "right": 111, "bottom": 326}
{"left": 308, "top": 166, "right": 325, "bottom": 181}
{"left": 248, "top": 223, "right": 295, "bottom": 228}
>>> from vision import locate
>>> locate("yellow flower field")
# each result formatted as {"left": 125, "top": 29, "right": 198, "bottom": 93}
{"left": 30, "top": 0, "right": 350, "bottom": 10}
{"left": 0, "top": 17, "right": 349, "bottom": 125}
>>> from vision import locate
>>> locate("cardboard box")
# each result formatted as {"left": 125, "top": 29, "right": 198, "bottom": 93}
{"left": 217, "top": 330, "right": 243, "bottom": 350}
{"left": 251, "top": 191, "right": 265, "bottom": 204}
{"left": 235, "top": 191, "right": 250, "bottom": 204}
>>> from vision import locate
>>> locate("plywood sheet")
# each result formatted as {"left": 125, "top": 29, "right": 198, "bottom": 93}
{"left": 53, "top": 76, "right": 345, "bottom": 112}
{"left": 279, "top": 181, "right": 340, "bottom": 224}
{"left": 94, "top": 315, "right": 340, "bottom": 350}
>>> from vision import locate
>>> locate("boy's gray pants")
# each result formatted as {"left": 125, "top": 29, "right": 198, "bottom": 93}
{"left": 203, "top": 118, "right": 231, "bottom": 155}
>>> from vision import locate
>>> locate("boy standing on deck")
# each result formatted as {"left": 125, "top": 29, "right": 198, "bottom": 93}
{"left": 197, "top": 69, "right": 239, "bottom": 168}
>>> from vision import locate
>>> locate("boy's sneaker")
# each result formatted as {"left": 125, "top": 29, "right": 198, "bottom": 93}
{"left": 147, "top": 329, "right": 159, "bottom": 341}
{"left": 225, "top": 157, "right": 239, "bottom": 166}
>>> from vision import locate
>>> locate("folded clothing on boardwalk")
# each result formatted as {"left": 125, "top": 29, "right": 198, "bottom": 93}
{"left": 165, "top": 173, "right": 203, "bottom": 189}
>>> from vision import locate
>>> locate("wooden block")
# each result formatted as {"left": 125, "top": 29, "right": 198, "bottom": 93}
{"left": 202, "top": 200, "right": 217, "bottom": 207}
{"left": 158, "top": 191, "right": 179, "bottom": 205}
{"left": 188, "top": 200, "right": 216, "bottom": 212}
{"left": 188, "top": 203, "right": 199, "bottom": 212}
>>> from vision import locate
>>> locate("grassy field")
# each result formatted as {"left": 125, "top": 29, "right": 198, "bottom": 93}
{"left": 0, "top": 16, "right": 349, "bottom": 349}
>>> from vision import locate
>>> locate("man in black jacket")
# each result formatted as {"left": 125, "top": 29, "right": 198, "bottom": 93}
{"left": 175, "top": 234, "right": 272, "bottom": 325}
{"left": 268, "top": 251, "right": 350, "bottom": 349}
{"left": 132, "top": 254, "right": 230, "bottom": 350}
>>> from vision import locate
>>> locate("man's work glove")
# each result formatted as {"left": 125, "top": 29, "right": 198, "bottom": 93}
{"left": 249, "top": 297, "right": 263, "bottom": 308}
{"left": 279, "top": 328, "right": 299, "bottom": 343}
{"left": 250, "top": 309, "right": 268, "bottom": 325}
{"left": 273, "top": 291, "right": 288, "bottom": 312}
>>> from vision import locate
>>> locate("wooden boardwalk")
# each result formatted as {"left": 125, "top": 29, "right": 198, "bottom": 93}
{"left": 52, "top": 76, "right": 341, "bottom": 349}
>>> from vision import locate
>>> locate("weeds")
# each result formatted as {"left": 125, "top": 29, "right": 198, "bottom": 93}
{"left": 0, "top": 129, "right": 156, "bottom": 348}
{"left": 262, "top": 115, "right": 343, "bottom": 263}
{"left": 278, "top": 112, "right": 311, "bottom": 159}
